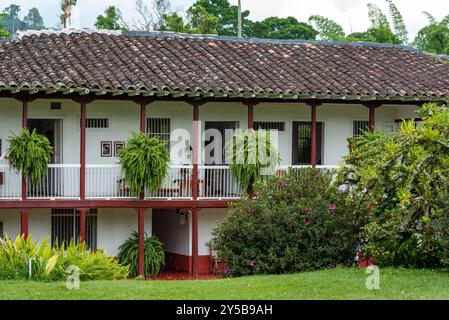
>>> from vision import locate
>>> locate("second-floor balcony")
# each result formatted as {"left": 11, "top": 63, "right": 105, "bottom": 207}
{"left": 0, "top": 164, "right": 338, "bottom": 201}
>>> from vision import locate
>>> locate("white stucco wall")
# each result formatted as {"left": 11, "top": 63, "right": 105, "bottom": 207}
{"left": 0, "top": 99, "right": 419, "bottom": 167}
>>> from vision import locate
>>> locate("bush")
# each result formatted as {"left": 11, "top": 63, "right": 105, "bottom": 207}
{"left": 338, "top": 103, "right": 449, "bottom": 268}
{"left": 213, "top": 168, "right": 365, "bottom": 276}
{"left": 0, "top": 235, "right": 128, "bottom": 281}
{"left": 118, "top": 231, "right": 165, "bottom": 277}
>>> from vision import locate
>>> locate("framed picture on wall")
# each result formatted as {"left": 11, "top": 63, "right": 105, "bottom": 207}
{"left": 101, "top": 141, "right": 112, "bottom": 157}
{"left": 114, "top": 141, "right": 125, "bottom": 157}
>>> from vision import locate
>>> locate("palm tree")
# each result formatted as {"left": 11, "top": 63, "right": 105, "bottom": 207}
{"left": 60, "top": 0, "right": 77, "bottom": 28}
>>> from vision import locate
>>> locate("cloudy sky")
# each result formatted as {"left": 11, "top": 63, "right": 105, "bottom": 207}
{"left": 1, "top": 0, "right": 448, "bottom": 40}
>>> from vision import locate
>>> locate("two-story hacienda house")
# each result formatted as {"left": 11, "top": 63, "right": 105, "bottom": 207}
{"left": 0, "top": 30, "right": 449, "bottom": 278}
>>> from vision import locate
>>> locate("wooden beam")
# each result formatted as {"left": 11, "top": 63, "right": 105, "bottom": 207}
{"left": 307, "top": 101, "right": 321, "bottom": 168}
{"left": 192, "top": 102, "right": 199, "bottom": 200}
{"left": 0, "top": 200, "right": 232, "bottom": 209}
{"left": 80, "top": 101, "right": 87, "bottom": 200}
{"left": 137, "top": 208, "right": 146, "bottom": 277}
{"left": 191, "top": 207, "right": 200, "bottom": 279}
{"left": 77, "top": 208, "right": 88, "bottom": 243}
{"left": 20, "top": 210, "right": 29, "bottom": 239}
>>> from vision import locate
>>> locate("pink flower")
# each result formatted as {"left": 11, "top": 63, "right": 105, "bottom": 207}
{"left": 305, "top": 220, "right": 311, "bottom": 225}
{"left": 279, "top": 181, "right": 286, "bottom": 188}
{"left": 249, "top": 260, "right": 255, "bottom": 268}
{"left": 328, "top": 204, "right": 337, "bottom": 212}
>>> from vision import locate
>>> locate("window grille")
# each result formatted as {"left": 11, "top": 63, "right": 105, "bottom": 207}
{"left": 353, "top": 120, "right": 369, "bottom": 136}
{"left": 51, "top": 209, "right": 97, "bottom": 250}
{"left": 254, "top": 122, "right": 285, "bottom": 131}
{"left": 86, "top": 118, "right": 109, "bottom": 129}
{"left": 147, "top": 118, "right": 171, "bottom": 142}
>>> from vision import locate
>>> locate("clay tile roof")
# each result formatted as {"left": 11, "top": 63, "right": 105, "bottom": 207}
{"left": 0, "top": 29, "right": 448, "bottom": 101}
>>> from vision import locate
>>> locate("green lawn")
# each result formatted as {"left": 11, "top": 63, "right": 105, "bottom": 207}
{"left": 1, "top": 268, "right": 449, "bottom": 300}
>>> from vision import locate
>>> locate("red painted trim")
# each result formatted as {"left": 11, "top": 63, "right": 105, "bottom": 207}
{"left": 140, "top": 102, "right": 147, "bottom": 134}
{"left": 139, "top": 102, "right": 147, "bottom": 200}
{"left": 311, "top": 105, "right": 317, "bottom": 168}
{"left": 192, "top": 208, "right": 200, "bottom": 279}
{"left": 165, "top": 252, "right": 213, "bottom": 274}
{"left": 192, "top": 103, "right": 199, "bottom": 200}
{"left": 21, "top": 100, "right": 28, "bottom": 200}
{"left": 77, "top": 208, "right": 87, "bottom": 243}
{"left": 369, "top": 106, "right": 375, "bottom": 131}
{"left": 0, "top": 199, "right": 233, "bottom": 210}
{"left": 20, "top": 210, "right": 29, "bottom": 238}
{"left": 80, "top": 102, "right": 86, "bottom": 200}
{"left": 247, "top": 103, "right": 254, "bottom": 129}
{"left": 137, "top": 208, "right": 146, "bottom": 276}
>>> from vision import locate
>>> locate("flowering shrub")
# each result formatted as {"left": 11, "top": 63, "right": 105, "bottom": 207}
{"left": 213, "top": 168, "right": 366, "bottom": 276}
{"left": 337, "top": 103, "right": 449, "bottom": 268}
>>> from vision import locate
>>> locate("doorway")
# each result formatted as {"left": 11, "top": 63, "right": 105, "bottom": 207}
{"left": 27, "top": 119, "right": 63, "bottom": 197}
{"left": 27, "top": 119, "right": 63, "bottom": 164}
{"left": 292, "top": 121, "right": 324, "bottom": 165}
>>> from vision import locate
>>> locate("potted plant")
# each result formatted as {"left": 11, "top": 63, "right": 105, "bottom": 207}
{"left": 7, "top": 129, "right": 53, "bottom": 184}
{"left": 117, "top": 132, "right": 170, "bottom": 195}
{"left": 227, "top": 129, "right": 280, "bottom": 197}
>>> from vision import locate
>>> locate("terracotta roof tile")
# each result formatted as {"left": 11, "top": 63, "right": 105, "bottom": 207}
{"left": 0, "top": 30, "right": 448, "bottom": 100}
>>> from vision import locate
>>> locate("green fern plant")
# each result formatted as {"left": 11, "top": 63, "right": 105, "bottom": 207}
{"left": 118, "top": 231, "right": 165, "bottom": 277}
{"left": 227, "top": 130, "right": 280, "bottom": 194}
{"left": 118, "top": 132, "right": 170, "bottom": 195}
{"left": 7, "top": 129, "right": 53, "bottom": 184}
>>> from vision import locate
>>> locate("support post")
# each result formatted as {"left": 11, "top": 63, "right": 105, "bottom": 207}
{"left": 365, "top": 102, "right": 382, "bottom": 132}
{"left": 310, "top": 104, "right": 317, "bottom": 168}
{"left": 192, "top": 102, "right": 200, "bottom": 200}
{"left": 73, "top": 96, "right": 95, "bottom": 200}
{"left": 191, "top": 207, "right": 199, "bottom": 279}
{"left": 20, "top": 210, "right": 29, "bottom": 239}
{"left": 80, "top": 101, "right": 86, "bottom": 200}
{"left": 137, "top": 208, "right": 146, "bottom": 277}
{"left": 77, "top": 209, "right": 87, "bottom": 243}
{"left": 247, "top": 102, "right": 254, "bottom": 130}
{"left": 21, "top": 99, "right": 28, "bottom": 201}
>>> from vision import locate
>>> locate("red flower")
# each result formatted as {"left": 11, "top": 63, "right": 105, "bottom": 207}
{"left": 279, "top": 181, "right": 286, "bottom": 188}
{"left": 249, "top": 260, "right": 255, "bottom": 268}
{"left": 305, "top": 208, "right": 311, "bottom": 216}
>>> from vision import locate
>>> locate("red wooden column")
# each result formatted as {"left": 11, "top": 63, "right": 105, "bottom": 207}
{"left": 191, "top": 207, "right": 200, "bottom": 279}
{"left": 192, "top": 102, "right": 200, "bottom": 200}
{"left": 80, "top": 101, "right": 87, "bottom": 200}
{"left": 73, "top": 96, "right": 95, "bottom": 200}
{"left": 77, "top": 208, "right": 88, "bottom": 243}
{"left": 137, "top": 208, "right": 146, "bottom": 277}
{"left": 247, "top": 102, "right": 254, "bottom": 130}
{"left": 20, "top": 210, "right": 29, "bottom": 238}
{"left": 365, "top": 102, "right": 381, "bottom": 131}
{"left": 20, "top": 97, "right": 30, "bottom": 238}
{"left": 308, "top": 102, "right": 321, "bottom": 168}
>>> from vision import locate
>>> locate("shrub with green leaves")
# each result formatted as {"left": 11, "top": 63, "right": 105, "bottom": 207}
{"left": 118, "top": 231, "right": 165, "bottom": 277}
{"left": 0, "top": 235, "right": 128, "bottom": 281}
{"left": 118, "top": 132, "right": 170, "bottom": 195}
{"left": 213, "top": 168, "right": 364, "bottom": 276}
{"left": 227, "top": 129, "right": 280, "bottom": 194}
{"left": 7, "top": 129, "right": 53, "bottom": 184}
{"left": 338, "top": 102, "right": 449, "bottom": 268}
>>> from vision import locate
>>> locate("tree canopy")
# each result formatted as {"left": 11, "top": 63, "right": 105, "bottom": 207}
{"left": 95, "top": 6, "right": 124, "bottom": 30}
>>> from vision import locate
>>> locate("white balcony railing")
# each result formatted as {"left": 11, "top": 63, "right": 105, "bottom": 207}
{"left": 28, "top": 164, "right": 80, "bottom": 199}
{"left": 198, "top": 165, "right": 242, "bottom": 199}
{"left": 0, "top": 165, "right": 21, "bottom": 199}
{"left": 0, "top": 164, "right": 339, "bottom": 200}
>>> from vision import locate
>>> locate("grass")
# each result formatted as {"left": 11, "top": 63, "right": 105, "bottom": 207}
{"left": 1, "top": 268, "right": 449, "bottom": 300}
